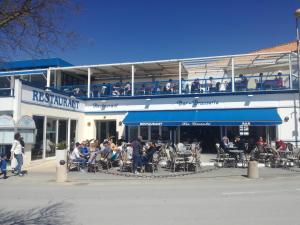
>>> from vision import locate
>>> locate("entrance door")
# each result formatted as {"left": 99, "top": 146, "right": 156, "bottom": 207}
{"left": 180, "top": 126, "right": 220, "bottom": 153}
{"left": 96, "top": 121, "right": 117, "bottom": 142}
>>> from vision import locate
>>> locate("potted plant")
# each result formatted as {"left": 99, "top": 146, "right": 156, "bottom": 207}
{"left": 56, "top": 141, "right": 68, "bottom": 163}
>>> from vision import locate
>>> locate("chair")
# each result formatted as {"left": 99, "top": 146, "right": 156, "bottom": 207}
{"left": 169, "top": 150, "right": 186, "bottom": 172}
{"left": 247, "top": 78, "right": 257, "bottom": 90}
{"left": 67, "top": 151, "right": 80, "bottom": 172}
{"left": 189, "top": 143, "right": 202, "bottom": 172}
{"left": 119, "top": 146, "right": 133, "bottom": 172}
{"left": 86, "top": 151, "right": 101, "bottom": 173}
{"left": 215, "top": 143, "right": 236, "bottom": 167}
{"left": 144, "top": 150, "right": 161, "bottom": 173}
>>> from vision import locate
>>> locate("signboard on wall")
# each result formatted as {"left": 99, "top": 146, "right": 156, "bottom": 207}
{"left": 21, "top": 84, "right": 84, "bottom": 111}
{"left": 84, "top": 93, "right": 289, "bottom": 113}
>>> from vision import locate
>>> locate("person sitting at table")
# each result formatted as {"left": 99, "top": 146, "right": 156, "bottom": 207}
{"left": 207, "top": 77, "right": 215, "bottom": 92}
{"left": 256, "top": 136, "right": 267, "bottom": 147}
{"left": 233, "top": 136, "right": 246, "bottom": 161}
{"left": 271, "top": 139, "right": 287, "bottom": 158}
{"left": 275, "top": 72, "right": 284, "bottom": 89}
{"left": 112, "top": 83, "right": 121, "bottom": 95}
{"left": 80, "top": 142, "right": 90, "bottom": 159}
{"left": 139, "top": 84, "right": 146, "bottom": 95}
{"left": 220, "top": 136, "right": 230, "bottom": 153}
{"left": 124, "top": 82, "right": 131, "bottom": 95}
{"left": 70, "top": 142, "right": 87, "bottom": 168}
{"left": 100, "top": 83, "right": 108, "bottom": 96}
{"left": 219, "top": 81, "right": 228, "bottom": 91}
{"left": 237, "top": 74, "right": 248, "bottom": 91}
{"left": 181, "top": 78, "right": 188, "bottom": 93}
{"left": 191, "top": 78, "right": 200, "bottom": 93}
{"left": 164, "top": 79, "right": 173, "bottom": 94}
{"left": 87, "top": 142, "right": 101, "bottom": 164}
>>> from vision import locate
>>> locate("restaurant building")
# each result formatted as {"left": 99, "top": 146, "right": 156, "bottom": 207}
{"left": 0, "top": 42, "right": 299, "bottom": 165}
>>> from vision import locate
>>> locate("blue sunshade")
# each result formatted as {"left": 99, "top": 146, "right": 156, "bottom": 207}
{"left": 123, "top": 108, "right": 282, "bottom": 126}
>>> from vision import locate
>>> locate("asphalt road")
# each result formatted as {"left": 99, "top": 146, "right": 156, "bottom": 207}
{"left": 1, "top": 167, "right": 300, "bottom": 225}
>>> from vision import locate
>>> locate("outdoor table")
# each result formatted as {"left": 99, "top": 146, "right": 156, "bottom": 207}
{"left": 228, "top": 149, "right": 245, "bottom": 165}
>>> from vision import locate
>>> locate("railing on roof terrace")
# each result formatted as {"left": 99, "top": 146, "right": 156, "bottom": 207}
{"left": 52, "top": 73, "right": 296, "bottom": 99}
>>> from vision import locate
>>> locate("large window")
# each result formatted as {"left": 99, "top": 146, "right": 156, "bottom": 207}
{"left": 129, "top": 126, "right": 138, "bottom": 141}
{"left": 162, "top": 127, "right": 170, "bottom": 141}
{"left": 0, "top": 77, "right": 11, "bottom": 96}
{"left": 31, "top": 116, "right": 44, "bottom": 161}
{"left": 140, "top": 126, "right": 148, "bottom": 141}
{"left": 70, "top": 120, "right": 77, "bottom": 150}
{"left": 96, "top": 121, "right": 117, "bottom": 142}
{"left": 150, "top": 126, "right": 159, "bottom": 140}
{"left": 58, "top": 120, "right": 67, "bottom": 143}
{"left": 46, "top": 118, "right": 57, "bottom": 158}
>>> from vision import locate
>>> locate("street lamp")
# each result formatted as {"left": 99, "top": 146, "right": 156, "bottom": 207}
{"left": 294, "top": 9, "right": 300, "bottom": 147}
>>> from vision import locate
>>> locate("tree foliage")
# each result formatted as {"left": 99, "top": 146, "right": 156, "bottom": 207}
{"left": 0, "top": 0, "right": 79, "bottom": 60}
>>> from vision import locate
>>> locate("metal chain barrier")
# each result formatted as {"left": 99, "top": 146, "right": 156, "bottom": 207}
{"left": 95, "top": 166, "right": 220, "bottom": 179}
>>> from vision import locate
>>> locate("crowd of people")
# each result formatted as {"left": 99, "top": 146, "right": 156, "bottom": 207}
{"left": 69, "top": 136, "right": 162, "bottom": 174}
{"left": 219, "top": 135, "right": 291, "bottom": 161}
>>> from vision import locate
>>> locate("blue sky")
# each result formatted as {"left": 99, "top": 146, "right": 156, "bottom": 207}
{"left": 55, "top": 0, "right": 299, "bottom": 65}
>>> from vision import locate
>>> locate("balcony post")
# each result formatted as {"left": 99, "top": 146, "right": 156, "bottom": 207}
{"left": 179, "top": 61, "right": 182, "bottom": 94}
{"left": 87, "top": 67, "right": 91, "bottom": 98}
{"left": 131, "top": 65, "right": 135, "bottom": 96}
{"left": 46, "top": 69, "right": 51, "bottom": 88}
{"left": 289, "top": 53, "right": 293, "bottom": 89}
{"left": 231, "top": 58, "right": 235, "bottom": 92}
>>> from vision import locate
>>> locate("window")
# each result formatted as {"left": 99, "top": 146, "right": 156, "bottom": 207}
{"left": 129, "top": 126, "right": 138, "bottom": 141}
{"left": 46, "top": 118, "right": 57, "bottom": 157}
{"left": 140, "top": 126, "right": 149, "bottom": 141}
{"left": 150, "top": 126, "right": 159, "bottom": 140}
{"left": 31, "top": 116, "right": 44, "bottom": 161}
{"left": 70, "top": 120, "right": 77, "bottom": 150}
{"left": 162, "top": 127, "right": 170, "bottom": 141}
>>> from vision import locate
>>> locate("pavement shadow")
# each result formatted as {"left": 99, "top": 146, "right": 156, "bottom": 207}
{"left": 0, "top": 202, "right": 76, "bottom": 225}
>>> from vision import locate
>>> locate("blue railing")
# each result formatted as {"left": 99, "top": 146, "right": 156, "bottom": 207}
{"left": 52, "top": 74, "right": 295, "bottom": 99}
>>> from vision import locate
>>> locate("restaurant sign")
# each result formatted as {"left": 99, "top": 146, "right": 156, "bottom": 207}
{"left": 21, "top": 84, "right": 83, "bottom": 111}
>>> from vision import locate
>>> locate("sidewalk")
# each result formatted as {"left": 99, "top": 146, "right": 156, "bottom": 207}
{"left": 2, "top": 157, "right": 300, "bottom": 185}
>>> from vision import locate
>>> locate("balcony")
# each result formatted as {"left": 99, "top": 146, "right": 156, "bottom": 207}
{"left": 52, "top": 73, "right": 297, "bottom": 99}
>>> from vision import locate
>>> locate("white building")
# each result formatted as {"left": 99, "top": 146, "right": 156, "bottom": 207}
{"left": 0, "top": 43, "right": 299, "bottom": 165}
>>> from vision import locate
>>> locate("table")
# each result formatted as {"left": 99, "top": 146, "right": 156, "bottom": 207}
{"left": 228, "top": 149, "right": 246, "bottom": 166}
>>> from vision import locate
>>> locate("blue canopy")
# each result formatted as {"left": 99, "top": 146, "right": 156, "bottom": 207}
{"left": 123, "top": 108, "right": 282, "bottom": 126}
{"left": 0, "top": 58, "right": 72, "bottom": 71}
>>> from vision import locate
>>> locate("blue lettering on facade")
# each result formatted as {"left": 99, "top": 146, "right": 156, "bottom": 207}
{"left": 177, "top": 100, "right": 219, "bottom": 106}
{"left": 92, "top": 103, "right": 119, "bottom": 110}
{"left": 32, "top": 90, "right": 80, "bottom": 110}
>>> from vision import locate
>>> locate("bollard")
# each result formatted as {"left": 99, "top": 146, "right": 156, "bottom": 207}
{"left": 56, "top": 149, "right": 67, "bottom": 182}
{"left": 247, "top": 160, "right": 259, "bottom": 179}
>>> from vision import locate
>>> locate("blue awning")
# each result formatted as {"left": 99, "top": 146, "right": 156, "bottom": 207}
{"left": 123, "top": 108, "right": 282, "bottom": 126}
{"left": 0, "top": 69, "right": 47, "bottom": 76}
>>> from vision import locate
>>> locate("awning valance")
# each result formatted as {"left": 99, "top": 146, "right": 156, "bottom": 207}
{"left": 123, "top": 108, "right": 282, "bottom": 126}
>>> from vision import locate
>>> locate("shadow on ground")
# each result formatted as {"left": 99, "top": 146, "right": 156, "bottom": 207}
{"left": 0, "top": 202, "right": 76, "bottom": 225}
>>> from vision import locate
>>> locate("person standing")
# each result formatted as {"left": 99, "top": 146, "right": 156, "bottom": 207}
{"left": 0, "top": 153, "right": 8, "bottom": 179}
{"left": 131, "top": 136, "right": 143, "bottom": 174}
{"left": 10, "top": 133, "right": 24, "bottom": 176}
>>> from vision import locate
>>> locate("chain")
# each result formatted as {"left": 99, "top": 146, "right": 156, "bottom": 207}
{"left": 95, "top": 166, "right": 219, "bottom": 179}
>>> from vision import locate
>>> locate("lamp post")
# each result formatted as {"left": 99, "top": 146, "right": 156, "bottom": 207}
{"left": 295, "top": 9, "right": 300, "bottom": 147}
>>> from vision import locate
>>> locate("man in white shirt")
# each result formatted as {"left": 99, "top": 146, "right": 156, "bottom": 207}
{"left": 71, "top": 142, "right": 86, "bottom": 167}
